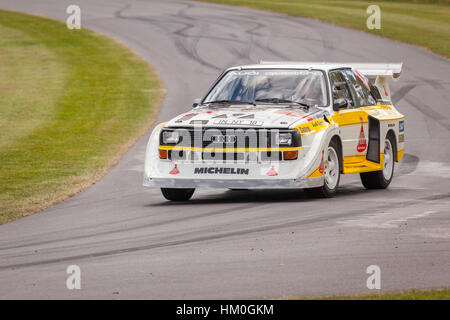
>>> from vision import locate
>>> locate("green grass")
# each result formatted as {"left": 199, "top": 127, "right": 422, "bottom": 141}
{"left": 286, "top": 288, "right": 450, "bottom": 300}
{"left": 0, "top": 10, "right": 164, "bottom": 224}
{"left": 196, "top": 0, "right": 450, "bottom": 58}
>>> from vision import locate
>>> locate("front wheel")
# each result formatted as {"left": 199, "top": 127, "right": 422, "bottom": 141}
{"left": 161, "top": 188, "right": 195, "bottom": 201}
{"left": 360, "top": 135, "right": 395, "bottom": 189}
{"left": 304, "top": 140, "right": 341, "bottom": 198}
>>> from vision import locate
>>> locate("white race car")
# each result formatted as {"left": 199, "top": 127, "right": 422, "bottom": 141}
{"left": 144, "top": 62, "right": 405, "bottom": 201}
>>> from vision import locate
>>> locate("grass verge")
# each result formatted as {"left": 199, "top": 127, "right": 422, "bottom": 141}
{"left": 286, "top": 288, "right": 450, "bottom": 300}
{"left": 0, "top": 10, "right": 165, "bottom": 224}
{"left": 196, "top": 0, "right": 450, "bottom": 58}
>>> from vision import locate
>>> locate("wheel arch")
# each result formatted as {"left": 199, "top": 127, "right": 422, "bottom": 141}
{"left": 330, "top": 135, "right": 343, "bottom": 173}
{"left": 144, "top": 122, "right": 167, "bottom": 177}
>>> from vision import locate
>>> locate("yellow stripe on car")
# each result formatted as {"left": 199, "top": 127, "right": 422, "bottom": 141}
{"left": 307, "top": 166, "right": 324, "bottom": 178}
{"left": 342, "top": 154, "right": 384, "bottom": 174}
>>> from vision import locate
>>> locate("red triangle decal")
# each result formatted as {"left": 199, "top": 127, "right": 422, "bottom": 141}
{"left": 169, "top": 164, "right": 180, "bottom": 175}
{"left": 266, "top": 165, "right": 278, "bottom": 176}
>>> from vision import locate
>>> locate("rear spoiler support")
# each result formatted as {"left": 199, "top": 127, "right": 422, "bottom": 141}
{"left": 350, "top": 63, "right": 403, "bottom": 102}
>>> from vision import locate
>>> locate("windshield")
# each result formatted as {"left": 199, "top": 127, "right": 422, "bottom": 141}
{"left": 203, "top": 69, "right": 328, "bottom": 107}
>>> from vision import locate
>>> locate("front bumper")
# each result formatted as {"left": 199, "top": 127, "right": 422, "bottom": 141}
{"left": 143, "top": 159, "right": 324, "bottom": 189}
{"left": 143, "top": 176, "right": 323, "bottom": 189}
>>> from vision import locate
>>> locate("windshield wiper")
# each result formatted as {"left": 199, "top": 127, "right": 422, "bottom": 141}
{"left": 255, "top": 98, "right": 310, "bottom": 109}
{"left": 204, "top": 100, "right": 256, "bottom": 106}
{"left": 289, "top": 101, "right": 311, "bottom": 109}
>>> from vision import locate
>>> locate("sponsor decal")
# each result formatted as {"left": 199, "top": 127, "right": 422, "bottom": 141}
{"left": 399, "top": 134, "right": 405, "bottom": 143}
{"left": 169, "top": 164, "right": 180, "bottom": 175}
{"left": 319, "top": 150, "right": 325, "bottom": 174}
{"left": 399, "top": 120, "right": 404, "bottom": 132}
{"left": 299, "top": 126, "right": 311, "bottom": 134}
{"left": 357, "top": 117, "right": 367, "bottom": 153}
{"left": 194, "top": 167, "right": 249, "bottom": 175}
{"left": 266, "top": 165, "right": 278, "bottom": 176}
{"left": 297, "top": 118, "right": 326, "bottom": 134}
{"left": 311, "top": 119, "right": 324, "bottom": 127}
{"left": 231, "top": 70, "right": 259, "bottom": 76}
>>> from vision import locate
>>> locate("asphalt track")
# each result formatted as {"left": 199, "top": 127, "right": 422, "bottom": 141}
{"left": 0, "top": 0, "right": 449, "bottom": 299}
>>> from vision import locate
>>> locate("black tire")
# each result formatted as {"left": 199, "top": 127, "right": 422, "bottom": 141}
{"left": 304, "top": 139, "right": 341, "bottom": 198}
{"left": 360, "top": 134, "right": 395, "bottom": 189}
{"left": 161, "top": 188, "right": 195, "bottom": 201}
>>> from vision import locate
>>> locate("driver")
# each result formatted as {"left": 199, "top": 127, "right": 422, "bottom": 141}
{"left": 254, "top": 76, "right": 273, "bottom": 100}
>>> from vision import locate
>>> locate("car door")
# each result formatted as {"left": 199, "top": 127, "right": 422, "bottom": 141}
{"left": 330, "top": 69, "right": 378, "bottom": 164}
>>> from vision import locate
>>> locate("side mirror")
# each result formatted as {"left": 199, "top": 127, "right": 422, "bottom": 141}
{"left": 193, "top": 98, "right": 201, "bottom": 108}
{"left": 333, "top": 98, "right": 348, "bottom": 111}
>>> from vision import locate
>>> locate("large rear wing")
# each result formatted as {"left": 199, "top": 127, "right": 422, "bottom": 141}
{"left": 349, "top": 63, "right": 402, "bottom": 79}
{"left": 350, "top": 63, "right": 403, "bottom": 102}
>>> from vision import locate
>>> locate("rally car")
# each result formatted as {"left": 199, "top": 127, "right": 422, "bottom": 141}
{"left": 144, "top": 62, "right": 405, "bottom": 201}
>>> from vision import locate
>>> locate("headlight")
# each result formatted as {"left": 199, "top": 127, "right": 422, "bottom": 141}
{"left": 162, "top": 131, "right": 180, "bottom": 144}
{"left": 277, "top": 133, "right": 292, "bottom": 145}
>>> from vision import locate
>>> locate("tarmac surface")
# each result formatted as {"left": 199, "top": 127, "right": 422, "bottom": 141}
{"left": 0, "top": 0, "right": 449, "bottom": 298}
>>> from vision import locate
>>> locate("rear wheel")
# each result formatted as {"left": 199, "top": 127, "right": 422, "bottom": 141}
{"left": 360, "top": 135, "right": 395, "bottom": 189}
{"left": 304, "top": 140, "right": 340, "bottom": 198}
{"left": 161, "top": 188, "right": 195, "bottom": 201}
